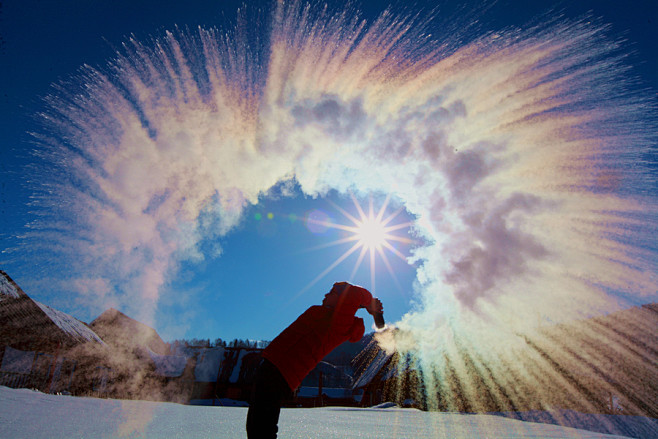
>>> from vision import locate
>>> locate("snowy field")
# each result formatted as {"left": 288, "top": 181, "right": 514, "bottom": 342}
{"left": 1, "top": 386, "right": 656, "bottom": 439}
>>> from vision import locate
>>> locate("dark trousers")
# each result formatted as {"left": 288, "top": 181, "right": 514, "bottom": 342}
{"left": 246, "top": 358, "right": 293, "bottom": 439}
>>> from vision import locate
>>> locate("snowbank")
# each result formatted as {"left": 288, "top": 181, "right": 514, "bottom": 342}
{"left": 1, "top": 386, "right": 653, "bottom": 438}
{"left": 490, "top": 410, "right": 658, "bottom": 439}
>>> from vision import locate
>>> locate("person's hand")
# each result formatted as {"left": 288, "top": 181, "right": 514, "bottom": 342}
{"left": 366, "top": 298, "right": 383, "bottom": 315}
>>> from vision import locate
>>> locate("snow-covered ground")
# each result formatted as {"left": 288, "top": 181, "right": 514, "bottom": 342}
{"left": 1, "top": 386, "right": 656, "bottom": 438}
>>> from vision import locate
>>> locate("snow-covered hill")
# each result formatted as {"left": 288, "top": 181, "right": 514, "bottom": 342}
{"left": 2, "top": 386, "right": 655, "bottom": 438}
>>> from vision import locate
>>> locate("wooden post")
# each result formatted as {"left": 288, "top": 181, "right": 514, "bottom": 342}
{"left": 31, "top": 350, "right": 39, "bottom": 388}
{"left": 46, "top": 342, "right": 61, "bottom": 392}
{"left": 213, "top": 348, "right": 227, "bottom": 406}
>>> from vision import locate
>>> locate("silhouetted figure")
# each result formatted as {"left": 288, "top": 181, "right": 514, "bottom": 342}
{"left": 246, "top": 281, "right": 384, "bottom": 438}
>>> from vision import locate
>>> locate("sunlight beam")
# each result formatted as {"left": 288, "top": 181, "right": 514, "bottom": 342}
{"left": 294, "top": 240, "right": 365, "bottom": 300}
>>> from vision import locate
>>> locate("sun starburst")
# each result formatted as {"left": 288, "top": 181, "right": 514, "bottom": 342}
{"left": 355, "top": 215, "right": 387, "bottom": 251}
{"left": 298, "top": 193, "right": 416, "bottom": 297}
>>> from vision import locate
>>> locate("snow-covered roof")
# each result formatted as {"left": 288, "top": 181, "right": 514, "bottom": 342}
{"left": 0, "top": 271, "right": 105, "bottom": 347}
{"left": 352, "top": 349, "right": 393, "bottom": 389}
{"left": 193, "top": 347, "right": 263, "bottom": 384}
{"left": 90, "top": 308, "right": 167, "bottom": 354}
{"left": 381, "top": 353, "right": 414, "bottom": 382}
{"left": 147, "top": 348, "right": 188, "bottom": 377}
{"left": 194, "top": 347, "right": 225, "bottom": 382}
{"left": 0, "top": 271, "right": 22, "bottom": 301}
{"left": 34, "top": 301, "right": 105, "bottom": 345}
{"left": 297, "top": 387, "right": 354, "bottom": 399}
{"left": 228, "top": 349, "right": 258, "bottom": 383}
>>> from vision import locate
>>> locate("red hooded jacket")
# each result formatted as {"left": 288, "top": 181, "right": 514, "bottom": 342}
{"left": 262, "top": 285, "right": 372, "bottom": 391}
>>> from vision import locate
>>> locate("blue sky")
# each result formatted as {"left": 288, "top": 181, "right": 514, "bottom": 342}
{"left": 1, "top": 0, "right": 656, "bottom": 344}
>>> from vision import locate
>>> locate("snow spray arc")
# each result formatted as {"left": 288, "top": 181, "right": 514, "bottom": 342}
{"left": 29, "top": 1, "right": 658, "bottom": 414}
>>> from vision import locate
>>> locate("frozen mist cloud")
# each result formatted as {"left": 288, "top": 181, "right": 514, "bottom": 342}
{"left": 22, "top": 1, "right": 658, "bottom": 363}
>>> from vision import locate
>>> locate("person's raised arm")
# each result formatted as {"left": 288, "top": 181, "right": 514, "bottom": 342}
{"left": 335, "top": 283, "right": 385, "bottom": 328}
{"left": 345, "top": 285, "right": 384, "bottom": 328}
{"left": 365, "top": 297, "right": 383, "bottom": 316}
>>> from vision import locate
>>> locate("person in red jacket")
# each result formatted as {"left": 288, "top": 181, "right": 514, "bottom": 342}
{"left": 246, "top": 281, "right": 383, "bottom": 438}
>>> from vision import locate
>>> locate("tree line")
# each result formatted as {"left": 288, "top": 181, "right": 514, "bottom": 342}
{"left": 167, "top": 337, "right": 270, "bottom": 350}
